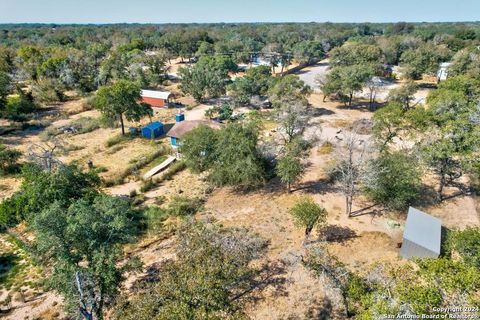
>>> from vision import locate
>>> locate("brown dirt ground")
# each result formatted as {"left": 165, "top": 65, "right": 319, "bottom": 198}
{"left": 0, "top": 69, "right": 478, "bottom": 319}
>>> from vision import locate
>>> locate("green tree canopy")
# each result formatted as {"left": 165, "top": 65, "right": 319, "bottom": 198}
{"left": 94, "top": 80, "right": 152, "bottom": 135}
{"left": 0, "top": 164, "right": 100, "bottom": 228}
{"left": 179, "top": 125, "right": 219, "bottom": 172}
{"left": 289, "top": 198, "right": 327, "bottom": 243}
{"left": 209, "top": 123, "right": 267, "bottom": 189}
{"left": 267, "top": 75, "right": 312, "bottom": 108}
{"left": 364, "top": 151, "right": 422, "bottom": 210}
{"left": 115, "top": 221, "right": 267, "bottom": 320}
{"left": 179, "top": 56, "right": 237, "bottom": 102}
{"left": 322, "top": 64, "right": 374, "bottom": 106}
{"left": 32, "top": 194, "right": 141, "bottom": 319}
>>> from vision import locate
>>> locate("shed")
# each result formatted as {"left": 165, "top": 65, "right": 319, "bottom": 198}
{"left": 141, "top": 90, "right": 173, "bottom": 108}
{"left": 400, "top": 207, "right": 442, "bottom": 259}
{"left": 142, "top": 121, "right": 164, "bottom": 139}
{"left": 437, "top": 62, "right": 451, "bottom": 82}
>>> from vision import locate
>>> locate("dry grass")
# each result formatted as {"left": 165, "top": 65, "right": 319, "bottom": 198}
{"left": 317, "top": 141, "right": 334, "bottom": 155}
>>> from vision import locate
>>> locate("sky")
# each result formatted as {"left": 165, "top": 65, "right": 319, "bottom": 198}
{"left": 1, "top": 0, "right": 480, "bottom": 24}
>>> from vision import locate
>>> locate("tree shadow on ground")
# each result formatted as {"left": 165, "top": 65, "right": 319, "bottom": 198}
{"left": 311, "top": 107, "right": 335, "bottom": 117}
{"left": 292, "top": 178, "right": 337, "bottom": 195}
{"left": 318, "top": 225, "right": 358, "bottom": 244}
{"left": 336, "top": 103, "right": 373, "bottom": 113}
{"left": 348, "top": 204, "right": 385, "bottom": 218}
{"left": 303, "top": 298, "right": 334, "bottom": 320}
{"left": 418, "top": 82, "right": 437, "bottom": 89}
{"left": 129, "top": 259, "right": 289, "bottom": 304}
{"left": 412, "top": 184, "right": 441, "bottom": 207}
{"left": 233, "top": 260, "right": 289, "bottom": 304}
{"left": 440, "top": 181, "right": 473, "bottom": 201}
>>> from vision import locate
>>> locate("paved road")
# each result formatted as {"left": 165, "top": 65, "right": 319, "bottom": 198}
{"left": 296, "top": 59, "right": 330, "bottom": 92}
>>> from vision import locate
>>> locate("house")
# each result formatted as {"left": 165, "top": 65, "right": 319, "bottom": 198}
{"left": 141, "top": 121, "right": 164, "bottom": 139}
{"left": 166, "top": 114, "right": 221, "bottom": 148}
{"left": 141, "top": 90, "right": 173, "bottom": 108}
{"left": 437, "top": 62, "right": 451, "bottom": 82}
{"left": 400, "top": 207, "right": 442, "bottom": 259}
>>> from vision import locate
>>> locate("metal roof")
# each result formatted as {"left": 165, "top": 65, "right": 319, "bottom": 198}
{"left": 144, "top": 121, "right": 163, "bottom": 130}
{"left": 403, "top": 207, "right": 441, "bottom": 255}
{"left": 166, "top": 120, "right": 221, "bottom": 139}
{"left": 141, "top": 90, "right": 172, "bottom": 100}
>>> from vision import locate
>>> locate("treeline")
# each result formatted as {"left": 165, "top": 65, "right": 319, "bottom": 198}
{"left": 1, "top": 21, "right": 479, "bottom": 115}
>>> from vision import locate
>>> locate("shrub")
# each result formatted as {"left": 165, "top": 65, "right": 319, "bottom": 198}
{"left": 106, "top": 134, "right": 133, "bottom": 147}
{"left": 69, "top": 117, "right": 101, "bottom": 134}
{"left": 0, "top": 145, "right": 22, "bottom": 175}
{"left": 143, "top": 206, "right": 169, "bottom": 234}
{"left": 140, "top": 179, "right": 156, "bottom": 193}
{"left": 2, "top": 92, "right": 37, "bottom": 121}
{"left": 166, "top": 196, "right": 203, "bottom": 216}
{"left": 446, "top": 228, "right": 480, "bottom": 268}
{"left": 33, "top": 79, "right": 65, "bottom": 103}
{"left": 161, "top": 161, "right": 186, "bottom": 181}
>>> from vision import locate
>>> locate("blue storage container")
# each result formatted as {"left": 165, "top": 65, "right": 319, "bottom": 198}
{"left": 175, "top": 114, "right": 185, "bottom": 122}
{"left": 142, "top": 121, "right": 164, "bottom": 139}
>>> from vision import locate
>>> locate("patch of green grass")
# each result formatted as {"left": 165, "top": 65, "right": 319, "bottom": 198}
{"left": 167, "top": 196, "right": 204, "bottom": 216}
{"left": 105, "top": 147, "right": 170, "bottom": 186}
{"left": 106, "top": 133, "right": 136, "bottom": 148}
{"left": 69, "top": 116, "right": 101, "bottom": 134}
{"left": 0, "top": 234, "right": 44, "bottom": 291}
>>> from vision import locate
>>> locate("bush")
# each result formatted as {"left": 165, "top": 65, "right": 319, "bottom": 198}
{"left": 161, "top": 161, "right": 186, "bottom": 181}
{"left": 129, "top": 189, "right": 137, "bottom": 198}
{"left": 446, "top": 228, "right": 480, "bottom": 268}
{"left": 140, "top": 179, "right": 156, "bottom": 193}
{"left": 33, "top": 79, "right": 65, "bottom": 103}
{"left": 2, "top": 92, "right": 37, "bottom": 121}
{"left": 69, "top": 117, "right": 101, "bottom": 134}
{"left": 0, "top": 145, "right": 22, "bottom": 175}
{"left": 106, "top": 134, "right": 133, "bottom": 147}
{"left": 143, "top": 206, "right": 169, "bottom": 234}
{"left": 166, "top": 196, "right": 203, "bottom": 216}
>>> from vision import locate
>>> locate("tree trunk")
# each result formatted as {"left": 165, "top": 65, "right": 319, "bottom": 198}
{"left": 119, "top": 114, "right": 125, "bottom": 135}
{"left": 438, "top": 173, "right": 446, "bottom": 200}
{"left": 287, "top": 182, "right": 291, "bottom": 193}
{"left": 346, "top": 196, "right": 352, "bottom": 217}
{"left": 369, "top": 92, "right": 374, "bottom": 111}
{"left": 303, "top": 226, "right": 313, "bottom": 246}
{"left": 348, "top": 93, "right": 353, "bottom": 107}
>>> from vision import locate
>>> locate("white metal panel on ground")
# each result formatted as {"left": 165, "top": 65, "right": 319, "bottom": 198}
{"left": 143, "top": 156, "right": 176, "bottom": 180}
{"left": 400, "top": 207, "right": 442, "bottom": 259}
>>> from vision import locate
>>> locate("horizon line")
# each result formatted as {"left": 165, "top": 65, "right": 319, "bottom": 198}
{"left": 1, "top": 20, "right": 480, "bottom": 26}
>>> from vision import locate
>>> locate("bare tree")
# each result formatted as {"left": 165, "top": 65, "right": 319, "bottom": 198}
{"left": 304, "top": 243, "right": 349, "bottom": 317}
{"left": 275, "top": 102, "right": 312, "bottom": 144}
{"left": 27, "top": 140, "right": 64, "bottom": 172}
{"left": 332, "top": 131, "right": 370, "bottom": 217}
{"left": 365, "top": 76, "right": 385, "bottom": 111}
{"left": 314, "top": 73, "right": 327, "bottom": 102}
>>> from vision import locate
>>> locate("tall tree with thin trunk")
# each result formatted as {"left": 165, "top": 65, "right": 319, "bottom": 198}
{"left": 332, "top": 132, "right": 369, "bottom": 217}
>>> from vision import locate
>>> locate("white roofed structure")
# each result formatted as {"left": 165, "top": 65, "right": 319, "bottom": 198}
{"left": 141, "top": 90, "right": 172, "bottom": 100}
